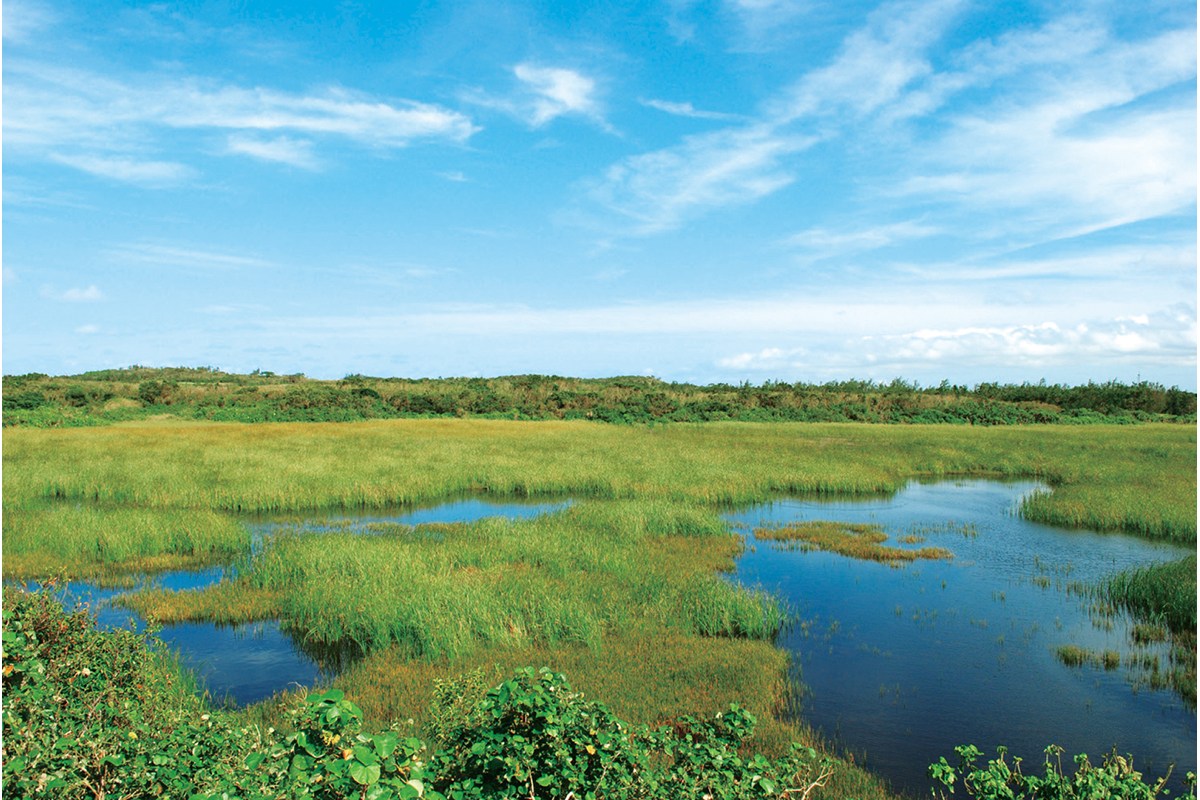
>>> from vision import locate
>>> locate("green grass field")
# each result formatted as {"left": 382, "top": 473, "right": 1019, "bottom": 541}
{"left": 3, "top": 419, "right": 1194, "bottom": 799}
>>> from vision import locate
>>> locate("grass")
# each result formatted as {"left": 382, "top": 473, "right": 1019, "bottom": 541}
{"left": 3, "top": 421, "right": 1195, "bottom": 543}
{"left": 1101, "top": 555, "right": 1197, "bottom": 634}
{"left": 117, "top": 501, "right": 785, "bottom": 658}
{"left": 3, "top": 419, "right": 1195, "bottom": 799}
{"left": 2, "top": 503, "right": 248, "bottom": 579}
{"left": 755, "top": 521, "right": 953, "bottom": 563}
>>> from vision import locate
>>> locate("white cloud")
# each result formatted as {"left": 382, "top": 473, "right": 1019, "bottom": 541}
{"left": 466, "top": 64, "right": 607, "bottom": 129}
{"left": 784, "top": 220, "right": 940, "bottom": 252}
{"left": 74, "top": 324, "right": 101, "bottom": 335}
{"left": 513, "top": 64, "right": 601, "bottom": 126}
{"left": 719, "top": 347, "right": 793, "bottom": 369}
{"left": 641, "top": 99, "right": 742, "bottom": 121}
{"left": 588, "top": 124, "right": 815, "bottom": 234}
{"left": 716, "top": 306, "right": 1195, "bottom": 378}
{"left": 226, "top": 134, "right": 317, "bottom": 168}
{"left": 2, "top": 0, "right": 57, "bottom": 43}
{"left": 4, "top": 60, "right": 478, "bottom": 182}
{"left": 586, "top": 1, "right": 1195, "bottom": 244}
{"left": 866, "top": 308, "right": 1196, "bottom": 367}
{"left": 42, "top": 285, "right": 106, "bottom": 302}
{"left": 106, "top": 242, "right": 275, "bottom": 270}
{"left": 47, "top": 154, "right": 196, "bottom": 185}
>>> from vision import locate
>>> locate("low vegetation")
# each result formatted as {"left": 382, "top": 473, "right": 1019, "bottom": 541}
{"left": 755, "top": 521, "right": 953, "bottom": 563}
{"left": 2, "top": 588, "right": 892, "bottom": 799}
{"left": 929, "top": 744, "right": 1194, "bottom": 800}
{"left": 1074, "top": 555, "right": 1199, "bottom": 705}
{"left": 4, "top": 368, "right": 1195, "bottom": 428}
{"left": 2, "top": 382, "right": 1194, "bottom": 797}
{"left": 116, "top": 502, "right": 786, "bottom": 658}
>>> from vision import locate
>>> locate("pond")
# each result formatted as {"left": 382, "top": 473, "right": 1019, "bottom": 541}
{"left": 725, "top": 479, "right": 1195, "bottom": 796}
{"left": 21, "top": 497, "right": 572, "bottom": 705}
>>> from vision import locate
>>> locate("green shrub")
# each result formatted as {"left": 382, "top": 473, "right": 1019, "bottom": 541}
{"left": 929, "top": 744, "right": 1196, "bottom": 799}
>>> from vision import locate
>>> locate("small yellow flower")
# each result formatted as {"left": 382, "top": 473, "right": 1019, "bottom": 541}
{"left": 129, "top": 732, "right": 138, "bottom": 740}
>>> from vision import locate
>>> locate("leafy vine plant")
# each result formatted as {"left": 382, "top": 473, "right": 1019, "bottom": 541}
{"left": 928, "top": 744, "right": 1196, "bottom": 800}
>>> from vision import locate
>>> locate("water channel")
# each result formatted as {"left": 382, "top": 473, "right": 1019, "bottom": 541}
{"left": 17, "top": 482, "right": 1195, "bottom": 797}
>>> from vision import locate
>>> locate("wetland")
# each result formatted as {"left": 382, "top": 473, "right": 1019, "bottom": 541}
{"left": 3, "top": 417, "right": 1196, "bottom": 798}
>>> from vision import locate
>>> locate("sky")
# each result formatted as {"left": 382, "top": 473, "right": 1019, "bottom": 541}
{"left": 3, "top": 0, "right": 1196, "bottom": 388}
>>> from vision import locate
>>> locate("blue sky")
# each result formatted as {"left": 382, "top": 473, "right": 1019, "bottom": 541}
{"left": 3, "top": 0, "right": 1196, "bottom": 387}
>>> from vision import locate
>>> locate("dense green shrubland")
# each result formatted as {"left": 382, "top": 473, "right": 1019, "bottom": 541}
{"left": 4, "top": 368, "right": 1194, "bottom": 428}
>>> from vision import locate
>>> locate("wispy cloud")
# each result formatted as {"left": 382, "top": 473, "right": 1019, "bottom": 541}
{"left": 784, "top": 220, "right": 940, "bottom": 253}
{"left": 41, "top": 285, "right": 107, "bottom": 302}
{"left": 641, "top": 99, "right": 742, "bottom": 121}
{"left": 106, "top": 242, "right": 276, "bottom": 270}
{"left": 586, "top": 0, "right": 1194, "bottom": 243}
{"left": 514, "top": 64, "right": 602, "bottom": 126}
{"left": 466, "top": 64, "right": 608, "bottom": 129}
{"left": 47, "top": 153, "right": 197, "bottom": 186}
{"left": 5, "top": 60, "right": 479, "bottom": 183}
{"left": 587, "top": 124, "right": 815, "bottom": 234}
{"left": 226, "top": 134, "right": 318, "bottom": 168}
{"left": 2, "top": 0, "right": 57, "bottom": 43}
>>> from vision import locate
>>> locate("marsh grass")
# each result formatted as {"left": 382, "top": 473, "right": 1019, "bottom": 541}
{"left": 1101, "top": 555, "right": 1197, "bottom": 634}
{"left": 2, "top": 504, "right": 248, "bottom": 580}
{"left": 3, "top": 419, "right": 1194, "bottom": 800}
{"left": 4, "top": 421, "right": 1195, "bottom": 542}
{"left": 116, "top": 502, "right": 786, "bottom": 660}
{"left": 756, "top": 521, "right": 954, "bottom": 563}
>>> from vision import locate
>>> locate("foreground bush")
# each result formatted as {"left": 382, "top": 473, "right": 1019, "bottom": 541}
{"left": 929, "top": 744, "right": 1196, "bottom": 800}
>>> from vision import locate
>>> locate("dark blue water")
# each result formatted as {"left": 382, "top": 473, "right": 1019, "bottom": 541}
{"left": 725, "top": 480, "right": 1195, "bottom": 797}
{"left": 17, "top": 497, "right": 572, "bottom": 706}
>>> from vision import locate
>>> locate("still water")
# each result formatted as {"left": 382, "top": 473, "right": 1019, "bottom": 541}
{"left": 27, "top": 497, "right": 572, "bottom": 705}
{"left": 19, "top": 484, "right": 1194, "bottom": 797}
{"left": 725, "top": 479, "right": 1195, "bottom": 796}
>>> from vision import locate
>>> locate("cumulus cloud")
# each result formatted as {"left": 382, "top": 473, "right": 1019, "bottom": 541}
{"left": 862, "top": 307, "right": 1196, "bottom": 369}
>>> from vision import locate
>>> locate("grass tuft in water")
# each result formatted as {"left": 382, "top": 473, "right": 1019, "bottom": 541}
{"left": 755, "top": 521, "right": 953, "bottom": 563}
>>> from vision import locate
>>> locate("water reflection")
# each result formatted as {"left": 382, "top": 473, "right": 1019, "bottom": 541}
{"left": 725, "top": 480, "right": 1195, "bottom": 797}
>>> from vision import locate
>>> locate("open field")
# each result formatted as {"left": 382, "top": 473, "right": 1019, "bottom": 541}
{"left": 3, "top": 419, "right": 1195, "bottom": 798}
